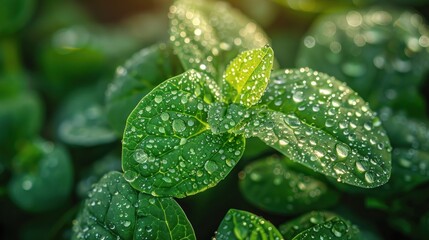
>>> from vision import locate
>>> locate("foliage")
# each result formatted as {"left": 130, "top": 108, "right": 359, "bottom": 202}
{"left": 1, "top": 0, "right": 429, "bottom": 239}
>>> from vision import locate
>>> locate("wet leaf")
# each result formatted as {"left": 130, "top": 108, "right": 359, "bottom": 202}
{"left": 170, "top": 0, "right": 270, "bottom": 82}
{"left": 239, "top": 157, "right": 339, "bottom": 215}
{"left": 279, "top": 211, "right": 360, "bottom": 240}
{"left": 8, "top": 139, "right": 73, "bottom": 212}
{"left": 296, "top": 7, "right": 429, "bottom": 116}
{"left": 72, "top": 171, "right": 196, "bottom": 240}
{"left": 106, "top": 43, "right": 183, "bottom": 135}
{"left": 122, "top": 70, "right": 245, "bottom": 198}
{"left": 222, "top": 46, "right": 274, "bottom": 107}
{"left": 241, "top": 68, "right": 391, "bottom": 188}
{"left": 215, "top": 209, "right": 283, "bottom": 240}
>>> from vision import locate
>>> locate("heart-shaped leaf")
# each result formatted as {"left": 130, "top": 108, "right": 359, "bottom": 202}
{"left": 239, "top": 156, "right": 339, "bottom": 215}
{"left": 215, "top": 209, "right": 283, "bottom": 240}
{"left": 122, "top": 70, "right": 245, "bottom": 198}
{"left": 279, "top": 211, "right": 360, "bottom": 240}
{"left": 240, "top": 68, "right": 392, "bottom": 187}
{"left": 72, "top": 171, "right": 196, "bottom": 240}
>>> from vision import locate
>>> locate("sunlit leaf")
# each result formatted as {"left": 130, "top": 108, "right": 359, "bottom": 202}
{"left": 215, "top": 209, "right": 283, "bottom": 240}
{"left": 122, "top": 70, "right": 245, "bottom": 198}
{"left": 222, "top": 46, "right": 274, "bottom": 107}
{"left": 239, "top": 157, "right": 339, "bottom": 215}
{"left": 8, "top": 139, "right": 73, "bottom": 212}
{"left": 170, "top": 0, "right": 270, "bottom": 82}
{"left": 72, "top": 171, "right": 196, "bottom": 240}
{"left": 106, "top": 43, "right": 183, "bottom": 135}
{"left": 239, "top": 68, "right": 391, "bottom": 187}
{"left": 279, "top": 211, "right": 360, "bottom": 240}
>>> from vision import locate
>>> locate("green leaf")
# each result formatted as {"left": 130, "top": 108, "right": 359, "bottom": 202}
{"left": 72, "top": 171, "right": 196, "bottom": 240}
{"left": 170, "top": 0, "right": 270, "bottom": 81}
{"left": 122, "top": 70, "right": 245, "bottom": 198}
{"left": 106, "top": 43, "right": 183, "bottom": 135}
{"left": 0, "top": 0, "right": 35, "bottom": 35}
{"left": 0, "top": 89, "right": 42, "bottom": 157}
{"left": 222, "top": 46, "right": 274, "bottom": 107}
{"left": 296, "top": 7, "right": 429, "bottom": 116}
{"left": 57, "top": 86, "right": 117, "bottom": 147}
{"left": 215, "top": 209, "right": 283, "bottom": 240}
{"left": 239, "top": 157, "right": 339, "bottom": 215}
{"left": 207, "top": 102, "right": 248, "bottom": 134}
{"left": 279, "top": 211, "right": 360, "bottom": 240}
{"left": 8, "top": 139, "right": 73, "bottom": 212}
{"left": 240, "top": 68, "right": 392, "bottom": 188}
{"left": 380, "top": 108, "right": 429, "bottom": 151}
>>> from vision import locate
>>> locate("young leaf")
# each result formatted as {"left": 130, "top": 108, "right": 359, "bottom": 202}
{"left": 241, "top": 68, "right": 392, "bottom": 188}
{"left": 239, "top": 157, "right": 339, "bottom": 215}
{"left": 106, "top": 44, "right": 183, "bottom": 135}
{"left": 222, "top": 46, "right": 274, "bottom": 107}
{"left": 72, "top": 171, "right": 196, "bottom": 240}
{"left": 122, "top": 70, "right": 245, "bottom": 198}
{"left": 215, "top": 209, "right": 283, "bottom": 240}
{"left": 279, "top": 211, "right": 360, "bottom": 240}
{"left": 8, "top": 139, "right": 73, "bottom": 212}
{"left": 169, "top": 0, "right": 270, "bottom": 81}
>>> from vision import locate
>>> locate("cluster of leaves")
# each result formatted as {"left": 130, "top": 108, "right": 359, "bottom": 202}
{"left": 2, "top": 0, "right": 429, "bottom": 239}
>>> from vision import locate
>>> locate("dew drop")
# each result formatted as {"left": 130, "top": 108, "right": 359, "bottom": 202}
{"left": 22, "top": 180, "right": 33, "bottom": 190}
{"left": 292, "top": 91, "right": 304, "bottom": 103}
{"left": 204, "top": 161, "right": 218, "bottom": 174}
{"left": 355, "top": 161, "right": 366, "bottom": 172}
{"left": 134, "top": 149, "right": 149, "bottom": 164}
{"left": 124, "top": 170, "right": 138, "bottom": 182}
{"left": 148, "top": 198, "right": 156, "bottom": 204}
{"left": 226, "top": 159, "right": 235, "bottom": 167}
{"left": 331, "top": 221, "right": 347, "bottom": 237}
{"left": 162, "top": 176, "right": 172, "bottom": 184}
{"left": 364, "top": 171, "right": 374, "bottom": 184}
{"left": 335, "top": 143, "right": 350, "bottom": 159}
{"left": 160, "top": 112, "right": 170, "bottom": 121}
{"left": 172, "top": 119, "right": 186, "bottom": 132}
{"left": 154, "top": 95, "right": 163, "bottom": 103}
{"left": 123, "top": 221, "right": 131, "bottom": 227}
{"left": 279, "top": 139, "right": 289, "bottom": 146}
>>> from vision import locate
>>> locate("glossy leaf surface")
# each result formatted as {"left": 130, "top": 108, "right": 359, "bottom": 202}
{"left": 241, "top": 68, "right": 391, "bottom": 187}
{"left": 72, "top": 171, "right": 196, "bottom": 240}
{"left": 215, "top": 209, "right": 283, "bottom": 240}
{"left": 239, "top": 157, "right": 339, "bottom": 215}
{"left": 279, "top": 211, "right": 360, "bottom": 240}
{"left": 122, "top": 70, "right": 245, "bottom": 198}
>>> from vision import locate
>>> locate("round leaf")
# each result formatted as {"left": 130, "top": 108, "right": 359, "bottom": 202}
{"left": 8, "top": 139, "right": 73, "bottom": 212}
{"left": 122, "top": 70, "right": 245, "bottom": 198}
{"left": 242, "top": 68, "right": 392, "bottom": 188}
{"left": 72, "top": 171, "right": 196, "bottom": 240}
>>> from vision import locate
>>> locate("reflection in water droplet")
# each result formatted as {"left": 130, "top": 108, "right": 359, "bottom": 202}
{"left": 172, "top": 119, "right": 186, "bottom": 132}
{"left": 364, "top": 172, "right": 374, "bottom": 184}
{"left": 292, "top": 91, "right": 304, "bottom": 103}
{"left": 335, "top": 143, "right": 350, "bottom": 159}
{"left": 204, "top": 161, "right": 218, "bottom": 174}
{"left": 160, "top": 112, "right": 170, "bottom": 121}
{"left": 123, "top": 221, "right": 131, "bottom": 227}
{"left": 154, "top": 95, "right": 163, "bottom": 103}
{"left": 124, "top": 171, "right": 138, "bottom": 182}
{"left": 134, "top": 149, "right": 149, "bottom": 164}
{"left": 331, "top": 220, "right": 347, "bottom": 237}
